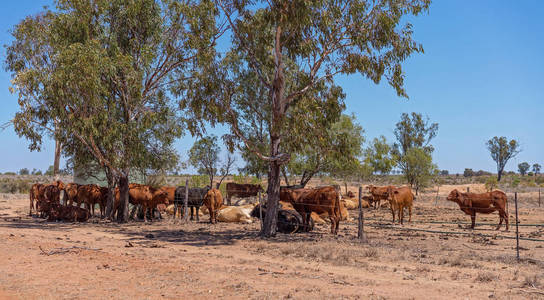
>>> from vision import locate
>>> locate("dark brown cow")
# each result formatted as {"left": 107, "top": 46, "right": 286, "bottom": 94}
{"left": 48, "top": 202, "right": 90, "bottom": 222}
{"left": 282, "top": 186, "right": 343, "bottom": 235}
{"left": 386, "top": 186, "right": 414, "bottom": 225}
{"left": 128, "top": 185, "right": 169, "bottom": 222}
{"left": 447, "top": 189, "right": 509, "bottom": 231}
{"left": 226, "top": 183, "right": 263, "bottom": 205}
{"left": 367, "top": 185, "right": 394, "bottom": 209}
{"left": 203, "top": 188, "right": 223, "bottom": 224}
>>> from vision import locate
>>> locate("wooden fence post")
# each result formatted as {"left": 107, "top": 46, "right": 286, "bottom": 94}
{"left": 435, "top": 185, "right": 440, "bottom": 207}
{"left": 358, "top": 186, "right": 367, "bottom": 242}
{"left": 466, "top": 187, "right": 470, "bottom": 193}
{"left": 514, "top": 192, "right": 520, "bottom": 261}
{"left": 183, "top": 179, "right": 189, "bottom": 223}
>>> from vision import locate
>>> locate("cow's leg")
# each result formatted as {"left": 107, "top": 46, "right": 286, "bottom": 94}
{"left": 29, "top": 195, "right": 33, "bottom": 217}
{"left": 470, "top": 211, "right": 476, "bottom": 229}
{"left": 399, "top": 205, "right": 404, "bottom": 225}
{"left": 408, "top": 205, "right": 412, "bottom": 222}
{"left": 503, "top": 208, "right": 509, "bottom": 231}
{"left": 196, "top": 206, "right": 200, "bottom": 222}
{"left": 390, "top": 205, "right": 395, "bottom": 223}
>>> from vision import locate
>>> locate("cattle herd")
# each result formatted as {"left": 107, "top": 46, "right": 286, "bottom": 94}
{"left": 28, "top": 180, "right": 511, "bottom": 234}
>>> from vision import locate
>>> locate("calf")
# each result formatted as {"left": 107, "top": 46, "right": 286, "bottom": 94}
{"left": 367, "top": 185, "right": 394, "bottom": 209}
{"left": 447, "top": 189, "right": 508, "bottom": 231}
{"left": 386, "top": 186, "right": 414, "bottom": 225}
{"left": 77, "top": 184, "right": 103, "bottom": 217}
{"left": 203, "top": 188, "right": 223, "bottom": 224}
{"left": 29, "top": 183, "right": 43, "bottom": 216}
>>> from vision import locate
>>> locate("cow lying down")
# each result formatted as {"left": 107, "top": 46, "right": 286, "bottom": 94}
{"left": 48, "top": 203, "right": 90, "bottom": 222}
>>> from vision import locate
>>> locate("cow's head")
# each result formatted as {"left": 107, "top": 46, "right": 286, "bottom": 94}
{"left": 386, "top": 186, "right": 398, "bottom": 202}
{"left": 153, "top": 190, "right": 170, "bottom": 205}
{"left": 55, "top": 180, "right": 65, "bottom": 190}
{"left": 447, "top": 189, "right": 462, "bottom": 203}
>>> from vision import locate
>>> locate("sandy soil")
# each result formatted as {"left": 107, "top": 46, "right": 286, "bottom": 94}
{"left": 0, "top": 186, "right": 543, "bottom": 300}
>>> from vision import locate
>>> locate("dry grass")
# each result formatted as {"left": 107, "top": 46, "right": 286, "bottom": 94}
{"left": 474, "top": 272, "right": 497, "bottom": 283}
{"left": 521, "top": 274, "right": 542, "bottom": 289}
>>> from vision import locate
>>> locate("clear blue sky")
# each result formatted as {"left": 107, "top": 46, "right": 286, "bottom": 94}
{"left": 0, "top": 0, "right": 542, "bottom": 174}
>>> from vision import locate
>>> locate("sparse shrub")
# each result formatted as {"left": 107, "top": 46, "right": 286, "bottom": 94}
{"left": 475, "top": 272, "right": 496, "bottom": 282}
{"left": 464, "top": 168, "right": 474, "bottom": 177}
{"left": 485, "top": 176, "right": 498, "bottom": 191}
{"left": 362, "top": 248, "right": 378, "bottom": 258}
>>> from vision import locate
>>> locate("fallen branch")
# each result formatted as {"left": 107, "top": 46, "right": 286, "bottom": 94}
{"left": 39, "top": 246, "right": 102, "bottom": 255}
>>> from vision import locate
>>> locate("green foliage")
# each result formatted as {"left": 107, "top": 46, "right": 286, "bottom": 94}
{"left": 518, "top": 162, "right": 530, "bottom": 176}
{"left": 463, "top": 168, "right": 474, "bottom": 177}
{"left": 400, "top": 147, "right": 438, "bottom": 194}
{"left": 511, "top": 177, "right": 521, "bottom": 188}
{"left": 393, "top": 112, "right": 438, "bottom": 157}
{"left": 189, "top": 135, "right": 220, "bottom": 184}
{"left": 528, "top": 171, "right": 534, "bottom": 177}
{"left": 486, "top": 137, "right": 520, "bottom": 181}
{"left": 232, "top": 174, "right": 261, "bottom": 185}
{"left": 288, "top": 114, "right": 364, "bottom": 186}
{"left": 533, "top": 163, "right": 541, "bottom": 175}
{"left": 484, "top": 176, "right": 498, "bottom": 191}
{"left": 187, "top": 174, "right": 210, "bottom": 188}
{"left": 3, "top": 172, "right": 16, "bottom": 176}
{"left": 18, "top": 168, "right": 29, "bottom": 175}
{"left": 440, "top": 170, "right": 449, "bottom": 176}
{"left": 364, "top": 135, "right": 396, "bottom": 175}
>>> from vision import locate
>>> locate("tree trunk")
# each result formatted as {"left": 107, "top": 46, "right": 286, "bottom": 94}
{"left": 497, "top": 170, "right": 502, "bottom": 182}
{"left": 53, "top": 138, "right": 62, "bottom": 179}
{"left": 282, "top": 167, "right": 290, "bottom": 186}
{"left": 262, "top": 160, "right": 280, "bottom": 237}
{"left": 117, "top": 174, "right": 130, "bottom": 223}
{"left": 104, "top": 170, "right": 116, "bottom": 220}
{"left": 344, "top": 182, "right": 348, "bottom": 195}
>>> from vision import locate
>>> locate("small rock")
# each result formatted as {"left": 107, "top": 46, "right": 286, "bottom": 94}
{"left": 125, "top": 242, "right": 134, "bottom": 248}
{"left": 145, "top": 233, "right": 154, "bottom": 238}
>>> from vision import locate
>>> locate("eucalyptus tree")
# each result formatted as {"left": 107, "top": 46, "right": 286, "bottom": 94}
{"left": 364, "top": 135, "right": 396, "bottom": 175}
{"left": 6, "top": 0, "right": 220, "bottom": 222}
{"left": 486, "top": 137, "right": 520, "bottom": 181}
{"left": 185, "top": 0, "right": 431, "bottom": 236}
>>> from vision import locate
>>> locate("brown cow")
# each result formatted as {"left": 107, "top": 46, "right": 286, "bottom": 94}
{"left": 282, "top": 186, "right": 343, "bottom": 234}
{"left": 226, "top": 183, "right": 263, "bottom": 205}
{"left": 128, "top": 185, "right": 169, "bottom": 222}
{"left": 48, "top": 202, "right": 90, "bottom": 222}
{"left": 367, "top": 185, "right": 394, "bottom": 209}
{"left": 77, "top": 184, "right": 103, "bottom": 217}
{"left": 29, "top": 183, "right": 43, "bottom": 216}
{"left": 447, "top": 189, "right": 509, "bottom": 231}
{"left": 65, "top": 183, "right": 80, "bottom": 206}
{"left": 386, "top": 186, "right": 414, "bottom": 225}
{"left": 203, "top": 188, "right": 223, "bottom": 224}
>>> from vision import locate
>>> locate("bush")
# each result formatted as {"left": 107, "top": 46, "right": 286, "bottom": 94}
{"left": 485, "top": 176, "right": 498, "bottom": 191}
{"left": 527, "top": 172, "right": 534, "bottom": 177}
{"left": 0, "top": 178, "right": 33, "bottom": 194}
{"left": 511, "top": 177, "right": 521, "bottom": 188}
{"left": 463, "top": 168, "right": 474, "bottom": 177}
{"left": 3, "top": 172, "right": 16, "bottom": 175}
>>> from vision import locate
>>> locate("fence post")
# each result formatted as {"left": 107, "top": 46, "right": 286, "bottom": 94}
{"left": 183, "top": 179, "right": 189, "bottom": 223}
{"left": 358, "top": 186, "right": 367, "bottom": 242}
{"left": 514, "top": 192, "right": 520, "bottom": 262}
{"left": 435, "top": 185, "right": 440, "bottom": 207}
{"left": 539, "top": 189, "right": 541, "bottom": 207}
{"left": 258, "top": 191, "right": 263, "bottom": 231}
{"left": 466, "top": 187, "right": 470, "bottom": 193}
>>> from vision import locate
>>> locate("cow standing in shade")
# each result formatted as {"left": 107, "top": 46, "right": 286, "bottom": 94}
{"left": 174, "top": 186, "right": 210, "bottom": 221}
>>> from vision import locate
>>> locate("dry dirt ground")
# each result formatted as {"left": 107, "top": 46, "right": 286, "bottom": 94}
{"left": 0, "top": 185, "right": 543, "bottom": 300}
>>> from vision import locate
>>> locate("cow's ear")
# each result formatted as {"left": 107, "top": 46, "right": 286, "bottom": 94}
{"left": 394, "top": 190, "right": 399, "bottom": 194}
